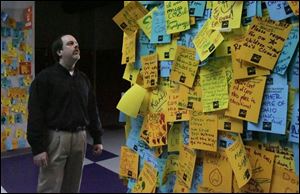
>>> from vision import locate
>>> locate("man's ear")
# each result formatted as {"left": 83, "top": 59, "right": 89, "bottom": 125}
{"left": 57, "top": 50, "right": 62, "bottom": 56}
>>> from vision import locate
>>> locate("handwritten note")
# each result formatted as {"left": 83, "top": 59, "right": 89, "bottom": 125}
{"left": 203, "top": 150, "right": 232, "bottom": 192}
{"left": 225, "top": 136, "right": 252, "bottom": 188}
{"left": 156, "top": 39, "right": 177, "bottom": 61}
{"left": 193, "top": 19, "right": 224, "bottom": 61}
{"left": 137, "top": 7, "right": 158, "bottom": 39}
{"left": 237, "top": 17, "right": 292, "bottom": 70}
{"left": 288, "top": 1, "right": 299, "bottom": 15}
{"left": 225, "top": 76, "right": 267, "bottom": 123}
{"left": 113, "top": 1, "right": 148, "bottom": 35}
{"left": 120, "top": 146, "right": 139, "bottom": 179}
{"left": 289, "top": 92, "right": 299, "bottom": 143}
{"left": 164, "top": 1, "right": 191, "bottom": 34}
{"left": 200, "top": 66, "right": 228, "bottom": 112}
{"left": 265, "top": 1, "right": 294, "bottom": 21}
{"left": 211, "top": 1, "right": 244, "bottom": 30}
{"left": 189, "top": 111, "right": 218, "bottom": 152}
{"left": 177, "top": 145, "right": 196, "bottom": 189}
{"left": 168, "top": 123, "right": 182, "bottom": 152}
{"left": 132, "top": 161, "right": 158, "bottom": 193}
{"left": 165, "top": 90, "right": 190, "bottom": 122}
{"left": 151, "top": 6, "right": 171, "bottom": 44}
{"left": 141, "top": 53, "right": 158, "bottom": 88}
{"left": 288, "top": 46, "right": 299, "bottom": 89}
{"left": 270, "top": 165, "right": 299, "bottom": 193}
{"left": 217, "top": 111, "right": 243, "bottom": 133}
{"left": 170, "top": 46, "right": 198, "bottom": 88}
{"left": 248, "top": 80, "right": 288, "bottom": 134}
{"left": 122, "top": 32, "right": 137, "bottom": 64}
{"left": 189, "top": 1, "right": 206, "bottom": 17}
{"left": 231, "top": 38, "right": 270, "bottom": 79}
{"left": 274, "top": 26, "right": 299, "bottom": 75}
{"left": 241, "top": 146, "right": 275, "bottom": 193}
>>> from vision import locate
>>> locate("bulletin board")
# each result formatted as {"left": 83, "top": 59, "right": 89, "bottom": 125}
{"left": 114, "top": 1, "right": 299, "bottom": 193}
{"left": 1, "top": 1, "right": 35, "bottom": 151}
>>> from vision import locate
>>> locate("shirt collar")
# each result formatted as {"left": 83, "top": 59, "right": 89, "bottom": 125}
{"left": 56, "top": 62, "right": 78, "bottom": 76}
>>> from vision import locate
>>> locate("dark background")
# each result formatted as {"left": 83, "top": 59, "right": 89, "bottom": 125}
{"left": 35, "top": 1, "right": 129, "bottom": 128}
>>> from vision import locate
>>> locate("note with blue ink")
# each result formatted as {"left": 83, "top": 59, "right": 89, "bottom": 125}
{"left": 248, "top": 80, "right": 288, "bottom": 134}
{"left": 274, "top": 26, "right": 299, "bottom": 75}
{"left": 151, "top": 6, "right": 171, "bottom": 44}
{"left": 288, "top": 46, "right": 299, "bottom": 89}
{"left": 289, "top": 92, "right": 299, "bottom": 143}
{"left": 265, "top": 1, "right": 294, "bottom": 21}
{"left": 189, "top": 1, "right": 206, "bottom": 17}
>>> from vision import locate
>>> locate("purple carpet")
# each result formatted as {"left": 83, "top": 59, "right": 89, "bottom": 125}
{"left": 1, "top": 147, "right": 126, "bottom": 193}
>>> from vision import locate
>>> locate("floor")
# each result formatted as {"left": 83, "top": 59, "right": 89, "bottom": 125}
{"left": 1, "top": 128, "right": 127, "bottom": 193}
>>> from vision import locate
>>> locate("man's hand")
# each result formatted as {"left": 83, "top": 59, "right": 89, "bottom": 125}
{"left": 93, "top": 144, "right": 103, "bottom": 156}
{"left": 33, "top": 152, "right": 48, "bottom": 167}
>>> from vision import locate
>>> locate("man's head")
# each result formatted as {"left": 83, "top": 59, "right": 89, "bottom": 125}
{"left": 52, "top": 34, "right": 80, "bottom": 69}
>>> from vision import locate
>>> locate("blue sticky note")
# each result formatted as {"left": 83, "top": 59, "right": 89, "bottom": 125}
{"left": 14, "top": 113, "right": 23, "bottom": 123}
{"left": 18, "top": 77, "right": 25, "bottom": 87}
{"left": 151, "top": 6, "right": 171, "bottom": 44}
{"left": 18, "top": 138, "right": 27, "bottom": 148}
{"left": 244, "top": 1, "right": 257, "bottom": 17}
{"left": 218, "top": 135, "right": 234, "bottom": 148}
{"left": 1, "top": 115, "right": 7, "bottom": 125}
{"left": 26, "top": 53, "right": 32, "bottom": 61}
{"left": 274, "top": 27, "right": 299, "bottom": 75}
{"left": 160, "top": 61, "right": 172, "bottom": 77}
{"left": 293, "top": 143, "right": 299, "bottom": 176}
{"left": 135, "top": 42, "right": 156, "bottom": 69}
{"left": 139, "top": 29, "right": 150, "bottom": 44}
{"left": 289, "top": 92, "right": 299, "bottom": 143}
{"left": 265, "top": 1, "right": 294, "bottom": 21}
{"left": 16, "top": 21, "right": 25, "bottom": 31}
{"left": 139, "top": 1, "right": 162, "bottom": 5}
{"left": 158, "top": 172, "right": 176, "bottom": 193}
{"left": 248, "top": 82, "right": 289, "bottom": 134}
{"left": 189, "top": 1, "right": 206, "bottom": 17}
{"left": 127, "top": 178, "right": 136, "bottom": 190}
{"left": 288, "top": 47, "right": 299, "bottom": 89}
{"left": 1, "top": 11, "right": 9, "bottom": 22}
{"left": 190, "top": 165, "right": 203, "bottom": 193}
{"left": 182, "top": 121, "right": 189, "bottom": 145}
{"left": 130, "top": 115, "right": 144, "bottom": 132}
{"left": 5, "top": 137, "right": 13, "bottom": 150}
{"left": 256, "top": 1, "right": 262, "bottom": 17}
{"left": 1, "top": 77, "right": 12, "bottom": 88}
{"left": 1, "top": 40, "right": 7, "bottom": 51}
{"left": 204, "top": 8, "right": 212, "bottom": 19}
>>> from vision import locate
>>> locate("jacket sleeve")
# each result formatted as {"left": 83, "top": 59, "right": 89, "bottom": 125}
{"left": 26, "top": 74, "right": 49, "bottom": 156}
{"left": 86, "top": 78, "right": 104, "bottom": 145}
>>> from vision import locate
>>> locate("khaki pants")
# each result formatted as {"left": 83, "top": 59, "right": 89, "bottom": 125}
{"left": 37, "top": 130, "right": 87, "bottom": 193}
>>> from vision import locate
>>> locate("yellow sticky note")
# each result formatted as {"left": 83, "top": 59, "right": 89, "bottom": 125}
{"left": 189, "top": 111, "right": 218, "bottom": 152}
{"left": 123, "top": 63, "right": 140, "bottom": 84}
{"left": 141, "top": 53, "right": 158, "bottom": 88}
{"left": 193, "top": 19, "right": 224, "bottom": 61}
{"left": 217, "top": 111, "right": 243, "bottom": 133}
{"left": 164, "top": 1, "right": 190, "bottom": 34}
{"left": 148, "top": 88, "right": 168, "bottom": 113}
{"left": 168, "top": 123, "right": 182, "bottom": 152}
{"left": 113, "top": 1, "right": 148, "bottom": 35}
{"left": 117, "top": 84, "right": 147, "bottom": 118}
{"left": 140, "top": 112, "right": 167, "bottom": 147}
{"left": 15, "top": 128, "right": 25, "bottom": 138}
{"left": 162, "top": 154, "right": 179, "bottom": 184}
{"left": 288, "top": 1, "right": 299, "bottom": 16}
{"left": 119, "top": 146, "right": 139, "bottom": 179}
{"left": 270, "top": 166, "right": 299, "bottom": 193}
{"left": 225, "top": 76, "right": 267, "bottom": 123}
{"left": 237, "top": 17, "right": 292, "bottom": 70}
{"left": 177, "top": 145, "right": 196, "bottom": 189}
{"left": 121, "top": 31, "right": 137, "bottom": 64}
{"left": 132, "top": 161, "right": 158, "bottom": 193}
{"left": 210, "top": 1, "right": 244, "bottom": 30}
{"left": 164, "top": 90, "right": 190, "bottom": 122}
{"left": 241, "top": 146, "right": 275, "bottom": 193}
{"left": 137, "top": 7, "right": 158, "bottom": 39}
{"left": 200, "top": 66, "right": 229, "bottom": 112}
{"left": 214, "top": 39, "right": 233, "bottom": 57}
{"left": 225, "top": 135, "right": 252, "bottom": 188}
{"left": 203, "top": 150, "right": 233, "bottom": 192}
{"left": 156, "top": 39, "right": 177, "bottom": 61}
{"left": 173, "top": 177, "right": 190, "bottom": 193}
{"left": 231, "top": 37, "right": 270, "bottom": 80}
{"left": 1, "top": 106, "right": 10, "bottom": 116}
{"left": 170, "top": 46, "right": 199, "bottom": 88}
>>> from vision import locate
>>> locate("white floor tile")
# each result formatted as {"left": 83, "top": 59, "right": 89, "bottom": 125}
{"left": 1, "top": 186, "right": 7, "bottom": 193}
{"left": 83, "top": 158, "right": 93, "bottom": 166}
{"left": 96, "top": 157, "right": 120, "bottom": 174}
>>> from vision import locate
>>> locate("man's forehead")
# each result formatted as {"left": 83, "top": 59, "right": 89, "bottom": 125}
{"left": 61, "top": 35, "right": 77, "bottom": 43}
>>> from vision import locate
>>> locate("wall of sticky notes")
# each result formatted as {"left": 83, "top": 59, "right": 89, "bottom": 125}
{"left": 1, "top": 1, "right": 35, "bottom": 152}
{"left": 114, "top": 1, "right": 299, "bottom": 193}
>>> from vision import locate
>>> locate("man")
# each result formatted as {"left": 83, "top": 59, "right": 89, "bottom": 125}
{"left": 27, "top": 34, "right": 103, "bottom": 193}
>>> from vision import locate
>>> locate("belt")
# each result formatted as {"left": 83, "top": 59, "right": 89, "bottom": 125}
{"left": 51, "top": 126, "right": 86, "bottom": 132}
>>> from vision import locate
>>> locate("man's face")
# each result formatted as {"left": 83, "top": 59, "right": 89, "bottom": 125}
{"left": 60, "top": 35, "right": 80, "bottom": 62}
